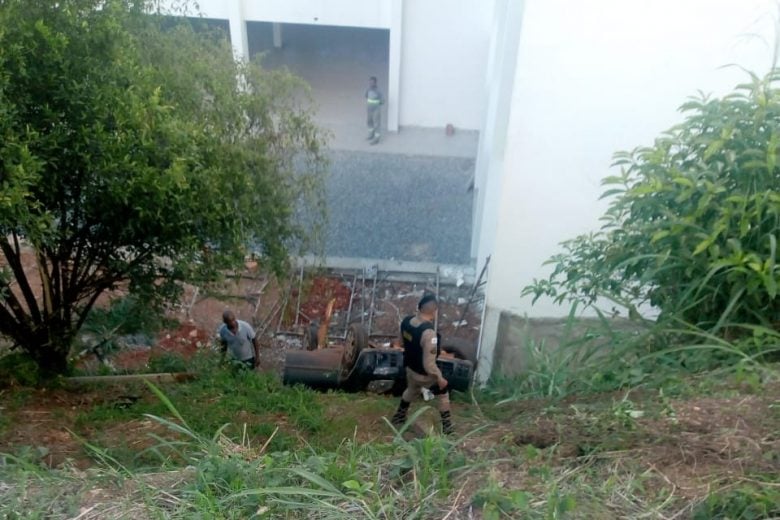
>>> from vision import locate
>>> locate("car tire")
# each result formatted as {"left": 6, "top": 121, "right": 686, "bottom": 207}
{"left": 340, "top": 323, "right": 369, "bottom": 382}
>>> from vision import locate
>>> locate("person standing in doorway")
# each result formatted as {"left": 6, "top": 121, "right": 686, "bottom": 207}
{"left": 218, "top": 310, "right": 260, "bottom": 369}
{"left": 365, "top": 76, "right": 384, "bottom": 145}
{"left": 390, "top": 294, "right": 454, "bottom": 435}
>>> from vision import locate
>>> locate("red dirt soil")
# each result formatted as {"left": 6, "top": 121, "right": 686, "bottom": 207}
{"left": 107, "top": 322, "right": 212, "bottom": 372}
{"left": 296, "top": 277, "right": 352, "bottom": 325}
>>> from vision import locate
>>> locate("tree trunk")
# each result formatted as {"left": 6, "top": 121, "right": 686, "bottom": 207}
{"left": 24, "top": 324, "right": 75, "bottom": 377}
{"left": 34, "top": 346, "right": 70, "bottom": 377}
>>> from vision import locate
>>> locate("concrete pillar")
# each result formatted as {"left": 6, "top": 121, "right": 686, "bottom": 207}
{"left": 227, "top": 0, "right": 249, "bottom": 61}
{"left": 387, "top": 0, "right": 403, "bottom": 132}
{"left": 471, "top": 0, "right": 507, "bottom": 260}
{"left": 476, "top": 306, "right": 501, "bottom": 384}
{"left": 272, "top": 22, "right": 283, "bottom": 49}
{"left": 474, "top": 0, "right": 527, "bottom": 385}
{"left": 471, "top": 0, "right": 525, "bottom": 267}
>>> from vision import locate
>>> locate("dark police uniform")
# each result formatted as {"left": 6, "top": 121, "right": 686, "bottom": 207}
{"left": 399, "top": 313, "right": 444, "bottom": 402}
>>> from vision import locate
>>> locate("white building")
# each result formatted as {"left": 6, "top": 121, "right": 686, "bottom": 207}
{"left": 171, "top": 0, "right": 494, "bottom": 134}
{"left": 166, "top": 0, "right": 777, "bottom": 381}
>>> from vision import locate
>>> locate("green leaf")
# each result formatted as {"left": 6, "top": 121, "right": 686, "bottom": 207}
{"left": 631, "top": 184, "right": 660, "bottom": 196}
{"left": 703, "top": 139, "right": 724, "bottom": 160}
{"left": 602, "top": 175, "right": 626, "bottom": 185}
{"left": 693, "top": 238, "right": 713, "bottom": 256}
{"left": 509, "top": 490, "right": 530, "bottom": 508}
{"left": 651, "top": 230, "right": 671, "bottom": 243}
{"left": 763, "top": 273, "right": 777, "bottom": 299}
{"left": 742, "top": 159, "right": 766, "bottom": 171}
{"left": 342, "top": 480, "right": 362, "bottom": 491}
{"left": 599, "top": 188, "right": 625, "bottom": 200}
{"left": 672, "top": 177, "right": 695, "bottom": 188}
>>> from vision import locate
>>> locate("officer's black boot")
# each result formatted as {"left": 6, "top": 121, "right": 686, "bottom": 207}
{"left": 391, "top": 399, "right": 411, "bottom": 428}
{"left": 440, "top": 410, "right": 454, "bottom": 435}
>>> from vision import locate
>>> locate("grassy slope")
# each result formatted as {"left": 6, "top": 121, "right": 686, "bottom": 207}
{"left": 1, "top": 356, "right": 779, "bottom": 519}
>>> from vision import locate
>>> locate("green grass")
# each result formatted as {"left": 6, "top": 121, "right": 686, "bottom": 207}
{"left": 0, "top": 374, "right": 778, "bottom": 520}
{"left": 70, "top": 359, "right": 335, "bottom": 466}
{"left": 2, "top": 348, "right": 779, "bottom": 518}
{"left": 71, "top": 354, "right": 411, "bottom": 467}
{"left": 62, "top": 351, "right": 420, "bottom": 472}
{"left": 693, "top": 483, "right": 780, "bottom": 519}
{"left": 0, "top": 387, "right": 34, "bottom": 435}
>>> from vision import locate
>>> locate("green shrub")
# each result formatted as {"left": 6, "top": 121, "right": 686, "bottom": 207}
{"left": 148, "top": 353, "right": 188, "bottom": 373}
{"left": 473, "top": 479, "right": 531, "bottom": 519}
{"left": 0, "top": 352, "right": 40, "bottom": 387}
{"left": 525, "top": 70, "right": 780, "bottom": 344}
{"left": 81, "top": 295, "right": 173, "bottom": 347}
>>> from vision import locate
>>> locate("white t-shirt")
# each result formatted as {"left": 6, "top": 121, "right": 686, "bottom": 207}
{"left": 218, "top": 320, "right": 256, "bottom": 361}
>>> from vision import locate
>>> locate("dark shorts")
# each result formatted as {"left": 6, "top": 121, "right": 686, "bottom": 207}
{"left": 240, "top": 357, "right": 255, "bottom": 369}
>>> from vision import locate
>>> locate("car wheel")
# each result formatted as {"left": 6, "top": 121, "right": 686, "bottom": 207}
{"left": 340, "top": 323, "right": 369, "bottom": 381}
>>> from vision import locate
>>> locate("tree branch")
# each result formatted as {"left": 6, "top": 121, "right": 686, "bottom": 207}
{"left": 0, "top": 236, "right": 42, "bottom": 323}
{"left": 49, "top": 247, "right": 64, "bottom": 321}
{"left": 73, "top": 276, "right": 118, "bottom": 333}
{"left": 0, "top": 300, "right": 27, "bottom": 347}
{"left": 36, "top": 248, "right": 54, "bottom": 320}
{"left": 0, "top": 278, "right": 33, "bottom": 329}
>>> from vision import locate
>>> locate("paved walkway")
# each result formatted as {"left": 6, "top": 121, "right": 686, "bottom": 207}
{"left": 324, "top": 150, "right": 475, "bottom": 265}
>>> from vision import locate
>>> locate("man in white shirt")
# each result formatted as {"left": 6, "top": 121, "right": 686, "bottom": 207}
{"left": 365, "top": 76, "right": 384, "bottom": 145}
{"left": 218, "top": 310, "right": 260, "bottom": 369}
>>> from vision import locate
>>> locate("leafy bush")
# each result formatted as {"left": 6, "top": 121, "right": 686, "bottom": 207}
{"left": 82, "top": 295, "right": 172, "bottom": 339}
{"left": 148, "top": 352, "right": 188, "bottom": 374}
{"left": 0, "top": 352, "right": 39, "bottom": 387}
{"left": 525, "top": 70, "right": 780, "bottom": 344}
{"left": 473, "top": 479, "right": 531, "bottom": 519}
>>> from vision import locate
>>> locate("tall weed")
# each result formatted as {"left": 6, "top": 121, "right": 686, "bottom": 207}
{"left": 484, "top": 303, "right": 780, "bottom": 403}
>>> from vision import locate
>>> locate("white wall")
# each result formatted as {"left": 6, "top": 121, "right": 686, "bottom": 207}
{"left": 185, "top": 0, "right": 392, "bottom": 29}
{"left": 160, "top": 0, "right": 494, "bottom": 131}
{"left": 399, "top": 0, "right": 494, "bottom": 129}
{"left": 482, "top": 0, "right": 777, "bottom": 319}
{"left": 157, "top": 0, "right": 231, "bottom": 19}
{"left": 471, "top": 0, "right": 524, "bottom": 264}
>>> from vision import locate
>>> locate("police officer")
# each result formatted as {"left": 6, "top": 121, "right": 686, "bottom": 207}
{"left": 391, "top": 293, "right": 454, "bottom": 435}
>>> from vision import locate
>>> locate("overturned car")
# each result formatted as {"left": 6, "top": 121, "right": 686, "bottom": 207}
{"left": 282, "top": 323, "right": 476, "bottom": 393}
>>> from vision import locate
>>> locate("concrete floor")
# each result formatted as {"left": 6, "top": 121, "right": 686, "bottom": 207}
{"left": 248, "top": 22, "right": 479, "bottom": 157}
{"left": 248, "top": 23, "right": 477, "bottom": 264}
{"left": 249, "top": 23, "right": 389, "bottom": 143}
{"left": 325, "top": 150, "right": 475, "bottom": 265}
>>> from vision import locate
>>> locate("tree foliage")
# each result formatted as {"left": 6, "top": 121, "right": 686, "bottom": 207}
{"left": 524, "top": 71, "right": 780, "bottom": 338}
{"left": 0, "top": 0, "right": 326, "bottom": 374}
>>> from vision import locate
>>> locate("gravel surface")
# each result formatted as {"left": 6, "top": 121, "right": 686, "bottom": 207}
{"left": 324, "top": 150, "right": 475, "bottom": 265}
